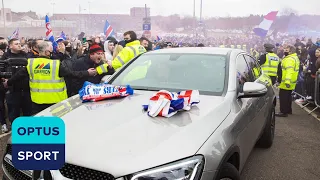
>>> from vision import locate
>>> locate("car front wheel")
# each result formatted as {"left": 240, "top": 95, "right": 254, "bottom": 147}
{"left": 256, "top": 104, "right": 275, "bottom": 148}
{"left": 216, "top": 163, "right": 240, "bottom": 180}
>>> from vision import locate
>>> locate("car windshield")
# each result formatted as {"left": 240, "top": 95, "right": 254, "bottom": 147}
{"left": 110, "top": 53, "right": 227, "bottom": 96}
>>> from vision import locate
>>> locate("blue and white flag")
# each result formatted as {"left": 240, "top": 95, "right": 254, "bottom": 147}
{"left": 103, "top": 20, "right": 115, "bottom": 38}
{"left": 45, "top": 15, "right": 58, "bottom": 52}
{"left": 10, "top": 28, "right": 19, "bottom": 39}
{"left": 56, "top": 31, "right": 67, "bottom": 43}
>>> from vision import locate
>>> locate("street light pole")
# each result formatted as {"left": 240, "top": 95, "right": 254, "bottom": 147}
{"left": 1, "top": 0, "right": 6, "bottom": 37}
{"left": 51, "top": 3, "right": 55, "bottom": 18}
{"left": 200, "top": 0, "right": 202, "bottom": 23}
{"left": 88, "top": 1, "right": 91, "bottom": 34}
{"left": 193, "top": 0, "right": 196, "bottom": 45}
{"left": 199, "top": 0, "right": 203, "bottom": 39}
{"left": 88, "top": 1, "right": 91, "bottom": 14}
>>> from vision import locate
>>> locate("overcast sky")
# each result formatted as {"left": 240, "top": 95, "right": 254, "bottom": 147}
{"left": 3, "top": 0, "right": 319, "bottom": 17}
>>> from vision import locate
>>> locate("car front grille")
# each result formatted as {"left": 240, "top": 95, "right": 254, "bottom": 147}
{"left": 4, "top": 144, "right": 114, "bottom": 180}
{"left": 59, "top": 163, "right": 115, "bottom": 180}
{"left": 3, "top": 160, "right": 32, "bottom": 180}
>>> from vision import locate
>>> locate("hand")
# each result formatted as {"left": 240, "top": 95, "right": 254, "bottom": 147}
{"left": 285, "top": 83, "right": 290, "bottom": 88}
{"left": 106, "top": 60, "right": 112, "bottom": 66}
{"left": 275, "top": 82, "right": 280, "bottom": 87}
{"left": 0, "top": 50, "right": 3, "bottom": 56}
{"left": 87, "top": 68, "right": 97, "bottom": 76}
{"left": 58, "top": 43, "right": 66, "bottom": 54}
{"left": 2, "top": 79, "right": 8, "bottom": 88}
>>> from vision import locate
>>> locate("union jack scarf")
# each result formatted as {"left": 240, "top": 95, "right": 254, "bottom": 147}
{"left": 143, "top": 90, "right": 200, "bottom": 118}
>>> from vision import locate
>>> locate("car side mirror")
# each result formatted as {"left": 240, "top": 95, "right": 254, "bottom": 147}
{"left": 101, "top": 75, "right": 112, "bottom": 83}
{"left": 238, "top": 82, "right": 267, "bottom": 98}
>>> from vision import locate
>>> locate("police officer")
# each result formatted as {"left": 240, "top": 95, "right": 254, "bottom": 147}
{"left": 258, "top": 43, "right": 280, "bottom": 85}
{"left": 250, "top": 45, "right": 259, "bottom": 60}
{"left": 96, "top": 31, "right": 146, "bottom": 75}
{"left": 5, "top": 41, "right": 97, "bottom": 114}
{"left": 242, "top": 44, "right": 247, "bottom": 52}
{"left": 276, "top": 45, "right": 300, "bottom": 117}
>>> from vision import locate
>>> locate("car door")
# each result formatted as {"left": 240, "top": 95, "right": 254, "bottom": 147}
{"left": 243, "top": 54, "right": 270, "bottom": 139}
{"left": 235, "top": 54, "right": 260, "bottom": 164}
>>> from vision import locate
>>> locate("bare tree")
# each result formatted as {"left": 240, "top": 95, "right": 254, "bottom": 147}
{"left": 280, "top": 8, "right": 298, "bottom": 16}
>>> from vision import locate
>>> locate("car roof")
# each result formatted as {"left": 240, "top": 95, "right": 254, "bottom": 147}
{"left": 146, "top": 47, "right": 245, "bottom": 55}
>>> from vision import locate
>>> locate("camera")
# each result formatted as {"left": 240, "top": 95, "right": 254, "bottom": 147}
{"left": 0, "top": 58, "right": 28, "bottom": 79}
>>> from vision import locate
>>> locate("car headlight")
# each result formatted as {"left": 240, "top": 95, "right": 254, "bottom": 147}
{"left": 130, "top": 155, "right": 204, "bottom": 180}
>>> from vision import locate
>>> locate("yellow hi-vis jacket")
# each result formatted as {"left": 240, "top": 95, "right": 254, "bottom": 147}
{"left": 279, "top": 53, "right": 300, "bottom": 90}
{"left": 242, "top": 45, "right": 247, "bottom": 51}
{"left": 49, "top": 101, "right": 72, "bottom": 117}
{"left": 230, "top": 45, "right": 235, "bottom": 49}
{"left": 261, "top": 52, "right": 280, "bottom": 77}
{"left": 250, "top": 48, "right": 259, "bottom": 59}
{"left": 236, "top": 45, "right": 242, "bottom": 49}
{"left": 96, "top": 40, "right": 146, "bottom": 75}
{"left": 122, "top": 61, "right": 152, "bottom": 84}
{"left": 253, "top": 67, "right": 272, "bottom": 86}
{"left": 219, "top": 45, "right": 225, "bottom": 48}
{"left": 26, "top": 58, "right": 67, "bottom": 104}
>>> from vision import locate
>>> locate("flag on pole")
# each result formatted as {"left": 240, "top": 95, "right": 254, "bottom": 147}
{"left": 103, "top": 20, "right": 115, "bottom": 38}
{"left": 156, "top": 35, "right": 162, "bottom": 41}
{"left": 45, "top": 15, "right": 58, "bottom": 52}
{"left": 56, "top": 31, "right": 67, "bottom": 43}
{"left": 10, "top": 28, "right": 19, "bottom": 39}
{"left": 253, "top": 11, "right": 278, "bottom": 37}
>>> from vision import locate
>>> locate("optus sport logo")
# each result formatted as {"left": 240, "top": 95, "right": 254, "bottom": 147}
{"left": 11, "top": 117, "right": 65, "bottom": 170}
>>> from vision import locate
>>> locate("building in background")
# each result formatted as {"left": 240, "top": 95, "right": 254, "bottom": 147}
{"left": 0, "top": 8, "right": 12, "bottom": 22}
{"left": 0, "top": 6, "right": 171, "bottom": 38}
{"left": 0, "top": 8, "right": 77, "bottom": 37}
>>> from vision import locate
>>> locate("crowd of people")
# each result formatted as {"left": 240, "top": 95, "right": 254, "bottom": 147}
{"left": 0, "top": 30, "right": 319, "bottom": 133}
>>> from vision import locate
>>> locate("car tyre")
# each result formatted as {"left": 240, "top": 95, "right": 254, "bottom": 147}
{"left": 256, "top": 104, "right": 275, "bottom": 148}
{"left": 216, "top": 162, "right": 240, "bottom": 180}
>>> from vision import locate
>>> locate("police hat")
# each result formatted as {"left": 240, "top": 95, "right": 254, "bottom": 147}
{"left": 264, "top": 43, "right": 275, "bottom": 49}
{"left": 166, "top": 42, "right": 172, "bottom": 46}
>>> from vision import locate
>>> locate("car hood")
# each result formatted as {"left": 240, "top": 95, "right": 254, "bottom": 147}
{"left": 36, "top": 91, "right": 231, "bottom": 177}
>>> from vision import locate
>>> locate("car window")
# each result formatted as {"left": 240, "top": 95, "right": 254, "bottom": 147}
{"left": 110, "top": 53, "right": 227, "bottom": 96}
{"left": 236, "top": 55, "right": 252, "bottom": 87}
{"left": 243, "top": 54, "right": 262, "bottom": 80}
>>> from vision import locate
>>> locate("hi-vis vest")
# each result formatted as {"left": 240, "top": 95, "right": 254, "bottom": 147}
{"left": 26, "top": 58, "right": 67, "bottom": 104}
{"left": 237, "top": 45, "right": 242, "bottom": 49}
{"left": 242, "top": 45, "right": 247, "bottom": 51}
{"left": 250, "top": 48, "right": 259, "bottom": 59}
{"left": 219, "top": 45, "right": 225, "bottom": 48}
{"left": 96, "top": 40, "right": 146, "bottom": 75}
{"left": 230, "top": 45, "right": 235, "bottom": 49}
{"left": 279, "top": 53, "right": 300, "bottom": 90}
{"left": 261, "top": 52, "right": 280, "bottom": 77}
{"left": 252, "top": 67, "right": 259, "bottom": 78}
{"left": 122, "top": 60, "right": 152, "bottom": 84}
{"left": 50, "top": 101, "right": 72, "bottom": 117}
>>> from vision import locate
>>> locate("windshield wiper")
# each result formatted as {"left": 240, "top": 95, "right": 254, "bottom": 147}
{"left": 133, "top": 87, "right": 159, "bottom": 91}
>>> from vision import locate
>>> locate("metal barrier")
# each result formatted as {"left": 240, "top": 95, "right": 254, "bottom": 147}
{"left": 308, "top": 71, "right": 320, "bottom": 114}
{"left": 292, "top": 71, "right": 309, "bottom": 109}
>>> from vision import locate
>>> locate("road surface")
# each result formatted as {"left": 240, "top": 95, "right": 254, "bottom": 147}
{"left": 241, "top": 103, "right": 320, "bottom": 180}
